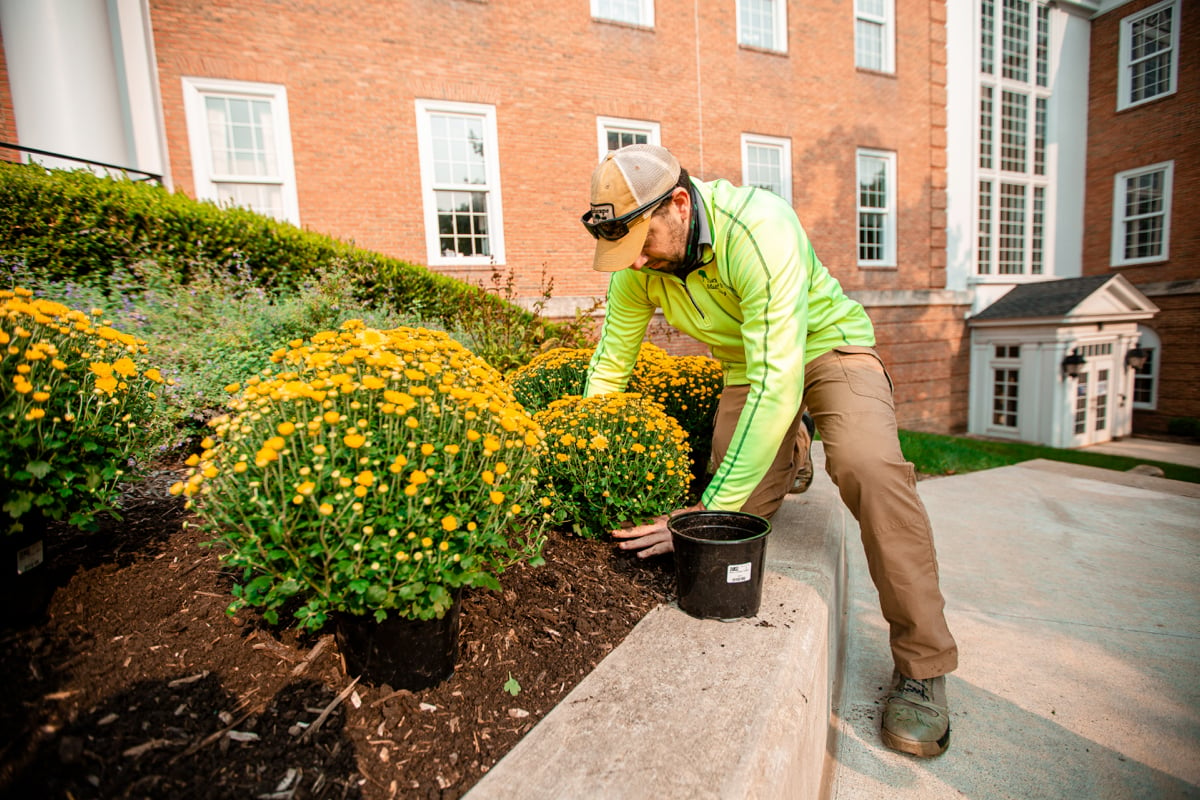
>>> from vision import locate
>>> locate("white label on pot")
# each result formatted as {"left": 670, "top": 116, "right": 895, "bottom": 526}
{"left": 727, "top": 562, "right": 752, "bottom": 584}
{"left": 17, "top": 540, "right": 44, "bottom": 575}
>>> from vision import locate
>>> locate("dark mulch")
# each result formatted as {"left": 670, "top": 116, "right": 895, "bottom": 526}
{"left": 0, "top": 465, "right": 675, "bottom": 799}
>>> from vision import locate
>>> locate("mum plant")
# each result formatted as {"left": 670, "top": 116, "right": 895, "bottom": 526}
{"left": 534, "top": 392, "right": 690, "bottom": 538}
{"left": 174, "top": 321, "right": 550, "bottom": 630}
{"left": 1, "top": 287, "right": 166, "bottom": 534}
{"left": 509, "top": 342, "right": 723, "bottom": 491}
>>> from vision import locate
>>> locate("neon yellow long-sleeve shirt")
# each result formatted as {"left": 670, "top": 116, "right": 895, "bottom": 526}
{"left": 584, "top": 178, "right": 875, "bottom": 512}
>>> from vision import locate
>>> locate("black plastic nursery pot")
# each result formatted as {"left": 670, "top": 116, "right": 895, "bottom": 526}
{"left": 0, "top": 516, "right": 53, "bottom": 629}
{"left": 669, "top": 510, "right": 771, "bottom": 621}
{"left": 333, "top": 592, "right": 463, "bottom": 690}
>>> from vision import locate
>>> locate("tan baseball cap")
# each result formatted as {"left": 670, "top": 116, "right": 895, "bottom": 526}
{"left": 582, "top": 144, "right": 681, "bottom": 272}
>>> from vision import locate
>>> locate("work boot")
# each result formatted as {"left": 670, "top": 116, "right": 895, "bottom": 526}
{"left": 788, "top": 412, "right": 815, "bottom": 494}
{"left": 881, "top": 672, "right": 951, "bottom": 757}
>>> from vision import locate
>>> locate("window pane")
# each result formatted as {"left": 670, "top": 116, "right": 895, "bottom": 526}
{"left": 606, "top": 129, "right": 648, "bottom": 151}
{"left": 981, "top": 0, "right": 995, "bottom": 74}
{"left": 1122, "top": 169, "right": 1166, "bottom": 260}
{"left": 1001, "top": 0, "right": 1030, "bottom": 82}
{"left": 746, "top": 144, "right": 784, "bottom": 196}
{"left": 205, "top": 96, "right": 277, "bottom": 179}
{"left": 1129, "top": 7, "right": 1174, "bottom": 103}
{"left": 979, "top": 87, "right": 994, "bottom": 170}
{"left": 431, "top": 114, "right": 486, "bottom": 186}
{"left": 991, "top": 367, "right": 1019, "bottom": 427}
{"left": 977, "top": 180, "right": 993, "bottom": 275}
{"left": 1036, "top": 4, "right": 1050, "bottom": 87}
{"left": 740, "top": 0, "right": 777, "bottom": 49}
{"left": 437, "top": 190, "right": 490, "bottom": 258}
{"left": 856, "top": 20, "right": 885, "bottom": 70}
{"left": 215, "top": 182, "right": 283, "bottom": 219}
{"left": 594, "top": 0, "right": 645, "bottom": 25}
{"left": 1000, "top": 90, "right": 1028, "bottom": 173}
{"left": 1133, "top": 348, "right": 1155, "bottom": 404}
{"left": 1032, "top": 186, "right": 1044, "bottom": 275}
{"left": 999, "top": 183, "right": 1025, "bottom": 274}
{"left": 857, "top": 153, "right": 890, "bottom": 264}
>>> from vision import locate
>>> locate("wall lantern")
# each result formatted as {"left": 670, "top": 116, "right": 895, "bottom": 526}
{"left": 1061, "top": 348, "right": 1086, "bottom": 379}
{"left": 1125, "top": 347, "right": 1149, "bottom": 371}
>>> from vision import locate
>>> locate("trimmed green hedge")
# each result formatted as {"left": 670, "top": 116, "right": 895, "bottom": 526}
{"left": 0, "top": 162, "right": 570, "bottom": 355}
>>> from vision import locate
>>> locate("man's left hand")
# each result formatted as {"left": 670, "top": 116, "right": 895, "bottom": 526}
{"left": 611, "top": 503, "right": 704, "bottom": 558}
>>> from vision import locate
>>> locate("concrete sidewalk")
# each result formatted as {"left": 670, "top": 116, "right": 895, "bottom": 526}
{"left": 467, "top": 439, "right": 1200, "bottom": 799}
{"left": 830, "top": 453, "right": 1200, "bottom": 799}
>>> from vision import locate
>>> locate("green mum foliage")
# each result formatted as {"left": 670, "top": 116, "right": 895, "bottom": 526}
{"left": 534, "top": 393, "right": 690, "bottom": 538}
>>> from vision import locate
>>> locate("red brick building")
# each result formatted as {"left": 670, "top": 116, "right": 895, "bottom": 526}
{"left": 1084, "top": 0, "right": 1199, "bottom": 435}
{"left": 1, "top": 1, "right": 1193, "bottom": 442}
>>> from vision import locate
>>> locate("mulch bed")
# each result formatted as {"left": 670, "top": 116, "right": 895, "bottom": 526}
{"left": 0, "top": 464, "right": 675, "bottom": 799}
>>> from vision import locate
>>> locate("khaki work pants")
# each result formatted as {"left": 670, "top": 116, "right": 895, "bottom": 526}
{"left": 711, "top": 346, "right": 959, "bottom": 679}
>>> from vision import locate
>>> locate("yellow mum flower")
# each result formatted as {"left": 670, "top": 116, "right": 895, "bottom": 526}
{"left": 489, "top": 490, "right": 505, "bottom": 505}
{"left": 441, "top": 515, "right": 458, "bottom": 532}
{"left": 324, "top": 411, "right": 341, "bottom": 424}
{"left": 265, "top": 436, "right": 286, "bottom": 451}
{"left": 408, "top": 470, "right": 428, "bottom": 485}
{"left": 343, "top": 433, "right": 366, "bottom": 449}
{"left": 319, "top": 503, "right": 334, "bottom": 516}
{"left": 482, "top": 470, "right": 495, "bottom": 485}
{"left": 355, "top": 471, "right": 375, "bottom": 486}
{"left": 224, "top": 382, "right": 241, "bottom": 393}
{"left": 94, "top": 375, "right": 119, "bottom": 395}
{"left": 112, "top": 357, "right": 137, "bottom": 377}
{"left": 277, "top": 421, "right": 296, "bottom": 436}
{"left": 32, "top": 391, "right": 50, "bottom": 402}
{"left": 24, "top": 408, "right": 45, "bottom": 421}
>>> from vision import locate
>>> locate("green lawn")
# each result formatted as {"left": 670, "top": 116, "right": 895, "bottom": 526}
{"left": 897, "top": 430, "right": 1200, "bottom": 484}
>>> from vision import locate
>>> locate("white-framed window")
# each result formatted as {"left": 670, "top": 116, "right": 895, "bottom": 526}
{"left": 855, "top": 0, "right": 894, "bottom": 72}
{"left": 975, "top": 0, "right": 1050, "bottom": 277}
{"left": 741, "top": 134, "right": 792, "bottom": 203}
{"left": 1117, "top": 0, "right": 1179, "bottom": 110}
{"left": 856, "top": 148, "right": 896, "bottom": 268}
{"left": 414, "top": 99, "right": 506, "bottom": 267}
{"left": 591, "top": 0, "right": 654, "bottom": 27}
{"left": 1132, "top": 326, "right": 1160, "bottom": 410}
{"left": 596, "top": 117, "right": 661, "bottom": 161}
{"left": 181, "top": 77, "right": 300, "bottom": 224}
{"left": 738, "top": 0, "right": 787, "bottom": 53}
{"left": 1111, "top": 161, "right": 1173, "bottom": 266}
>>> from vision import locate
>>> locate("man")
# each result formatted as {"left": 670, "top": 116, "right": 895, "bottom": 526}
{"left": 579, "top": 144, "right": 957, "bottom": 758}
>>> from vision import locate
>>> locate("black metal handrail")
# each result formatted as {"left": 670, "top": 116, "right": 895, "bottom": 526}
{"left": 0, "top": 141, "right": 162, "bottom": 183}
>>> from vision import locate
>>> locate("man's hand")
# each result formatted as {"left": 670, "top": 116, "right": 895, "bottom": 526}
{"left": 611, "top": 503, "right": 705, "bottom": 558}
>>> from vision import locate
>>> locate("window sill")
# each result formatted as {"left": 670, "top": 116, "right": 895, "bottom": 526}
{"left": 855, "top": 67, "right": 897, "bottom": 79}
{"left": 591, "top": 17, "right": 654, "bottom": 33}
{"left": 738, "top": 44, "right": 788, "bottom": 57}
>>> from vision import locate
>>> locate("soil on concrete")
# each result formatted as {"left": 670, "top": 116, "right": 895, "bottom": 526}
{"left": 0, "top": 463, "right": 675, "bottom": 799}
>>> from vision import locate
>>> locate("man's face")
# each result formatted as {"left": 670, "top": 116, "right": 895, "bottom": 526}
{"left": 631, "top": 190, "right": 689, "bottom": 273}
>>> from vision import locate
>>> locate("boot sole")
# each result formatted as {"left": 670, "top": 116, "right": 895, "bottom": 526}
{"left": 881, "top": 724, "right": 951, "bottom": 758}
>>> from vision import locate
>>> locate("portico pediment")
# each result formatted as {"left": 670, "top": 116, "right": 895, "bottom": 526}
{"left": 968, "top": 274, "right": 1159, "bottom": 329}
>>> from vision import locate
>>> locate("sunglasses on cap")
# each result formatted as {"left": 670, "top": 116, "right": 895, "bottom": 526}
{"left": 580, "top": 187, "right": 675, "bottom": 241}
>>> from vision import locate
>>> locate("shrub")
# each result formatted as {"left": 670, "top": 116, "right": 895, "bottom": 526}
{"left": 0, "top": 162, "right": 585, "bottom": 368}
{"left": 1, "top": 288, "right": 167, "bottom": 533}
{"left": 175, "top": 321, "right": 549, "bottom": 631}
{"left": 1166, "top": 417, "right": 1200, "bottom": 439}
{"left": 534, "top": 393, "right": 690, "bottom": 538}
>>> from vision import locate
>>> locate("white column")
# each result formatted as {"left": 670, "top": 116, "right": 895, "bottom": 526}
{"left": 0, "top": 0, "right": 163, "bottom": 179}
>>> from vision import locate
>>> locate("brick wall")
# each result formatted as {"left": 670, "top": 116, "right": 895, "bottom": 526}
{"left": 1087, "top": 0, "right": 1200, "bottom": 432}
{"left": 1084, "top": 0, "right": 1198, "bottom": 284}
{"left": 1136, "top": 293, "right": 1200, "bottom": 430}
{"left": 148, "top": 0, "right": 946, "bottom": 300}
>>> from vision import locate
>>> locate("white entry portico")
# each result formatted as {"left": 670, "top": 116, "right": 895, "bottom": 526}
{"left": 967, "top": 275, "right": 1158, "bottom": 449}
